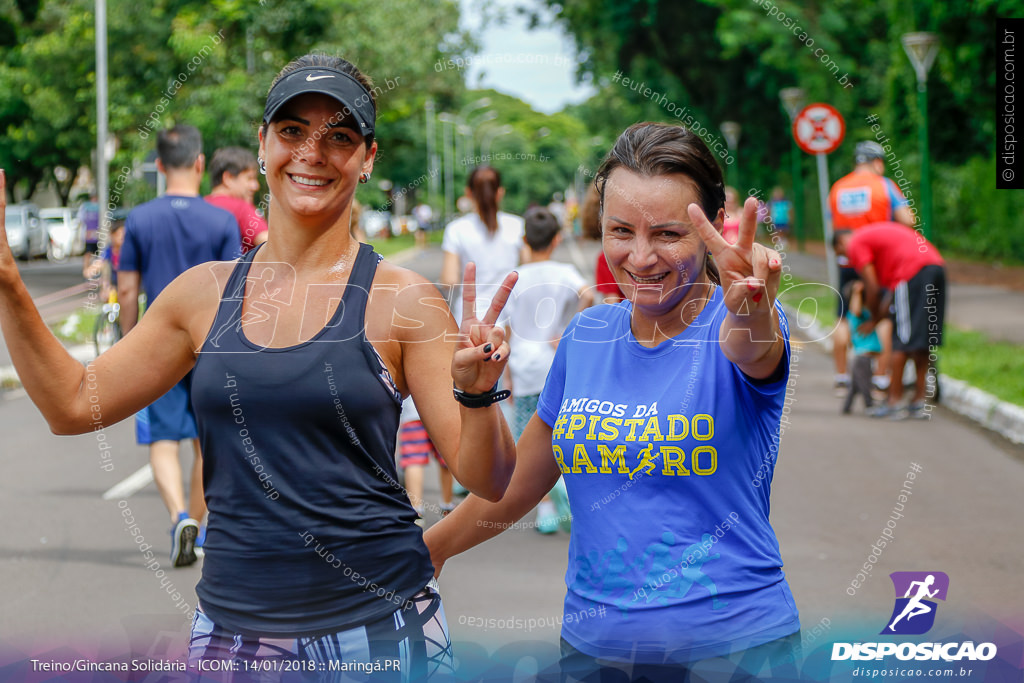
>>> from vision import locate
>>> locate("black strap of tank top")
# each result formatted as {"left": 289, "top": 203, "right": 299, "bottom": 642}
{"left": 344, "top": 243, "right": 378, "bottom": 325}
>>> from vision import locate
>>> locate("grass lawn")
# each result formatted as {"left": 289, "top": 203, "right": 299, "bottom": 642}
{"left": 939, "top": 328, "right": 1024, "bottom": 407}
{"left": 368, "top": 230, "right": 442, "bottom": 258}
{"left": 52, "top": 307, "right": 101, "bottom": 346}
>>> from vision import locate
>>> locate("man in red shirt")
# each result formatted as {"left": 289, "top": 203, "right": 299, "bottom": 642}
{"left": 828, "top": 141, "right": 916, "bottom": 396}
{"left": 205, "top": 147, "right": 268, "bottom": 252}
{"left": 834, "top": 222, "right": 946, "bottom": 419}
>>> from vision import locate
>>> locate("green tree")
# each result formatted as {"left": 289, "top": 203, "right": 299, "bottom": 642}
{"left": 540, "top": 0, "right": 1024, "bottom": 259}
{"left": 0, "top": 0, "right": 472, "bottom": 208}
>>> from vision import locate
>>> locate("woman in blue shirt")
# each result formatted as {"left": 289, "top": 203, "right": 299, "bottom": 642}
{"left": 426, "top": 122, "right": 800, "bottom": 680}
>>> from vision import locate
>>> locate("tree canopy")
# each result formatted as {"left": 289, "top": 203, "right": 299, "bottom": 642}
{"left": 0, "top": 0, "right": 470, "bottom": 206}
{"left": 542, "top": 0, "right": 1024, "bottom": 259}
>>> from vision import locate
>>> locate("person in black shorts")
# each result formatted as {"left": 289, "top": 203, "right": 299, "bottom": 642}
{"left": 0, "top": 53, "right": 517, "bottom": 680}
{"left": 828, "top": 141, "right": 915, "bottom": 395}
{"left": 834, "top": 222, "right": 946, "bottom": 419}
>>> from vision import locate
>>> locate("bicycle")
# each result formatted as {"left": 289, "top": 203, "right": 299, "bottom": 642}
{"left": 94, "top": 288, "right": 122, "bottom": 355}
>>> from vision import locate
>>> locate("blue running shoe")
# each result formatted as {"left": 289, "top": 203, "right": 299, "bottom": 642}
{"left": 171, "top": 514, "right": 199, "bottom": 568}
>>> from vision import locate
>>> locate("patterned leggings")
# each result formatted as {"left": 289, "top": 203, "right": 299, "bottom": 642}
{"left": 188, "top": 580, "right": 453, "bottom": 682}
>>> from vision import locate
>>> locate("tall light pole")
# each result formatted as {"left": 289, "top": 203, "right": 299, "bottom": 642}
{"left": 464, "top": 109, "right": 498, "bottom": 161}
{"left": 456, "top": 97, "right": 492, "bottom": 169}
{"left": 780, "top": 87, "right": 806, "bottom": 250}
{"left": 458, "top": 97, "right": 492, "bottom": 124}
{"left": 480, "top": 125, "right": 514, "bottom": 160}
{"left": 902, "top": 32, "right": 940, "bottom": 241}
{"left": 438, "top": 113, "right": 457, "bottom": 222}
{"left": 94, "top": 0, "right": 109, "bottom": 239}
{"left": 720, "top": 122, "right": 742, "bottom": 189}
{"left": 425, "top": 99, "right": 439, "bottom": 213}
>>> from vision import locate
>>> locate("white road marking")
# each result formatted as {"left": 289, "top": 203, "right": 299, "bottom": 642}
{"left": 102, "top": 464, "right": 153, "bottom": 500}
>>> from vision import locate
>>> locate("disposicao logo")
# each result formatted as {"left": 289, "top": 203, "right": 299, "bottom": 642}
{"left": 832, "top": 571, "right": 997, "bottom": 662}
{"left": 882, "top": 571, "right": 948, "bottom": 635}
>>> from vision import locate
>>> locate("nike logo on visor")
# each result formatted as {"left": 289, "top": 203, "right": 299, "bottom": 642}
{"left": 306, "top": 74, "right": 334, "bottom": 82}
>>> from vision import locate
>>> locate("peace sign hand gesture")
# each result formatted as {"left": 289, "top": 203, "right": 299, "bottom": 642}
{"left": 687, "top": 196, "right": 782, "bottom": 319}
{"left": 451, "top": 263, "right": 518, "bottom": 394}
{"left": 688, "top": 196, "right": 786, "bottom": 378}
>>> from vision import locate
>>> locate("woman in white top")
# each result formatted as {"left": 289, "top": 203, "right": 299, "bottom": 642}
{"left": 440, "top": 165, "right": 525, "bottom": 321}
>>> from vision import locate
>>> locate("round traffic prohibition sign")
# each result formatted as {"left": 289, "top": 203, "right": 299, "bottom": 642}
{"left": 793, "top": 103, "right": 845, "bottom": 155}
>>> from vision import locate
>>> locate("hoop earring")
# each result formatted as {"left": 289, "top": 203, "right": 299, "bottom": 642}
{"left": 359, "top": 172, "right": 371, "bottom": 184}
{"left": 258, "top": 157, "right": 266, "bottom": 175}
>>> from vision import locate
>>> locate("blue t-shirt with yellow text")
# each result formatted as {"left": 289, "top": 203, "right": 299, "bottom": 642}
{"left": 536, "top": 289, "right": 800, "bottom": 663}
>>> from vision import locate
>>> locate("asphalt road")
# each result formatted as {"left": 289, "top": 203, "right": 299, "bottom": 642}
{"left": 1, "top": 243, "right": 1022, "bottom": 681}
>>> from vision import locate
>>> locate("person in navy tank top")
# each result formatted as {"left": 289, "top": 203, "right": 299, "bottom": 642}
{"left": 427, "top": 123, "right": 802, "bottom": 681}
{"left": 0, "top": 53, "right": 517, "bottom": 681}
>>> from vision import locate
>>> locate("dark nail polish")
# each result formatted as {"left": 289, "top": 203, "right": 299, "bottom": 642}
{"left": 492, "top": 353, "right": 501, "bottom": 361}
{"left": 483, "top": 355, "right": 491, "bottom": 362}
{"left": 483, "top": 343, "right": 493, "bottom": 353}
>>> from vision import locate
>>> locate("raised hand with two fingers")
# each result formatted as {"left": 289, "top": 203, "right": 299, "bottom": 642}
{"left": 450, "top": 262, "right": 518, "bottom": 396}
{"left": 688, "top": 195, "right": 783, "bottom": 319}
{"left": 687, "top": 195, "right": 786, "bottom": 378}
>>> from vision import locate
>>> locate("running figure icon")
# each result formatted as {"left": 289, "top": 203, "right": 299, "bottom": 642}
{"left": 888, "top": 574, "right": 939, "bottom": 632}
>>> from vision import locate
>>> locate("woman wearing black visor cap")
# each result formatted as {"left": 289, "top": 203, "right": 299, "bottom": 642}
{"left": 0, "top": 53, "right": 518, "bottom": 681}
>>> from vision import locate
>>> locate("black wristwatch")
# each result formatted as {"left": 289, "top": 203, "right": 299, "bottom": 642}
{"left": 453, "top": 382, "right": 511, "bottom": 408}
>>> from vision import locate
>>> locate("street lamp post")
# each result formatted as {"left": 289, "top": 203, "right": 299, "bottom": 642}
{"left": 902, "top": 32, "right": 940, "bottom": 242}
{"left": 720, "top": 122, "right": 742, "bottom": 189}
{"left": 438, "top": 113, "right": 457, "bottom": 223}
{"left": 456, "top": 97, "right": 492, "bottom": 168}
{"left": 480, "top": 125, "right": 515, "bottom": 160}
{"left": 780, "top": 87, "right": 807, "bottom": 250}
{"left": 464, "top": 109, "right": 498, "bottom": 161}
{"left": 94, "top": 0, "right": 109, "bottom": 240}
{"left": 425, "top": 99, "right": 439, "bottom": 213}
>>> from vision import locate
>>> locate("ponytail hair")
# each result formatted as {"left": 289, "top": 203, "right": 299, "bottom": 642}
{"left": 467, "top": 165, "right": 501, "bottom": 233}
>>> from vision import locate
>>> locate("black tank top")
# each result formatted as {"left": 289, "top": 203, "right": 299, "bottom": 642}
{"left": 191, "top": 243, "right": 432, "bottom": 636}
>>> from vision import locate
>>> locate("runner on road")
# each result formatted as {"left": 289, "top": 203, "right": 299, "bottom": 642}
{"left": 118, "top": 125, "right": 241, "bottom": 568}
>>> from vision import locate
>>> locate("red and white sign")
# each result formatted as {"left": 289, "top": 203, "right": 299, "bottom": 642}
{"left": 793, "top": 103, "right": 845, "bottom": 155}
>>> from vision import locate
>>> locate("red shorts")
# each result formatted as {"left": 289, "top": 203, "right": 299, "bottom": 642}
{"left": 399, "top": 420, "right": 446, "bottom": 468}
